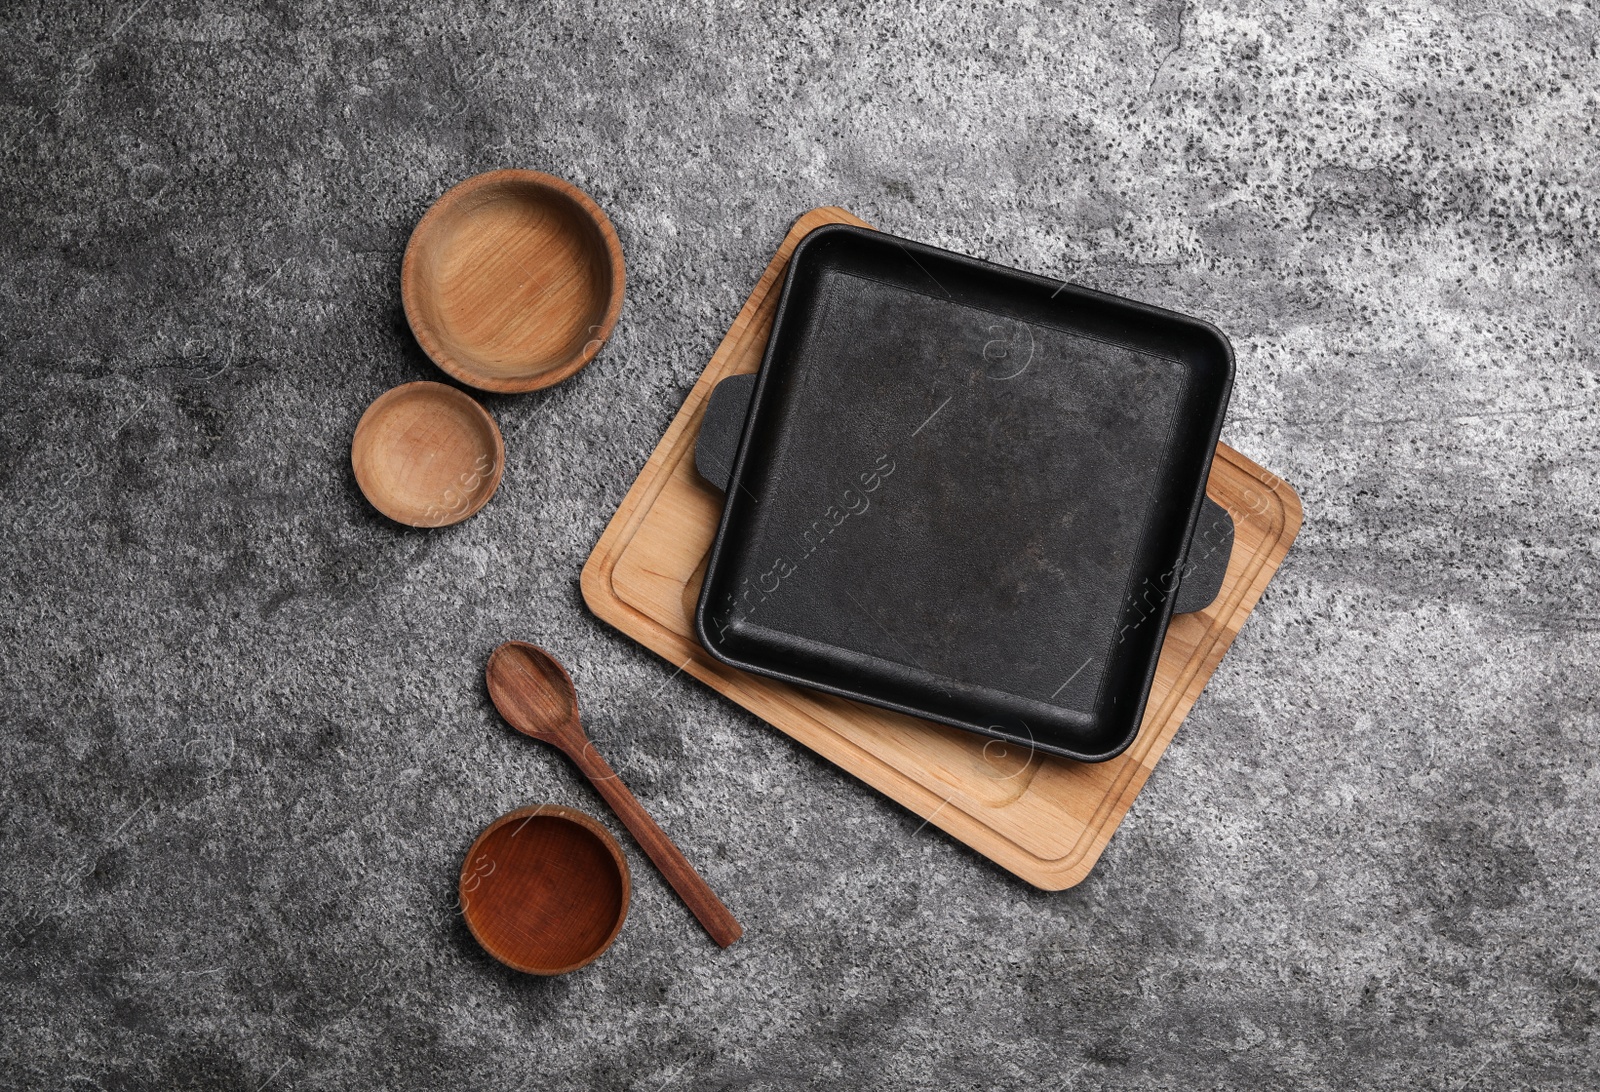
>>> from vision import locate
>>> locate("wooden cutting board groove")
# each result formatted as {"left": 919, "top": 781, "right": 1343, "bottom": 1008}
{"left": 581, "top": 207, "right": 1303, "bottom": 889}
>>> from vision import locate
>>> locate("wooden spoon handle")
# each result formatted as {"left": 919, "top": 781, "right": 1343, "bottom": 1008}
{"left": 571, "top": 743, "right": 743, "bottom": 948}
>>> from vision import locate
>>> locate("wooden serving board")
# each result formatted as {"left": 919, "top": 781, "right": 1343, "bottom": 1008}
{"left": 581, "top": 208, "right": 1303, "bottom": 890}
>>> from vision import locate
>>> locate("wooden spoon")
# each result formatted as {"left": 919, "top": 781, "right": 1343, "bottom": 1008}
{"left": 486, "top": 641, "right": 742, "bottom": 948}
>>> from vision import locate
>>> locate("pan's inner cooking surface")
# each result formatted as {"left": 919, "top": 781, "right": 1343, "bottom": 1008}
{"left": 731, "top": 271, "right": 1187, "bottom": 714}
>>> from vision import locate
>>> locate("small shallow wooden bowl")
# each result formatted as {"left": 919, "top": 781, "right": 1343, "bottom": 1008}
{"left": 402, "top": 170, "right": 625, "bottom": 393}
{"left": 351, "top": 381, "right": 505, "bottom": 527}
{"left": 459, "top": 805, "right": 630, "bottom": 975}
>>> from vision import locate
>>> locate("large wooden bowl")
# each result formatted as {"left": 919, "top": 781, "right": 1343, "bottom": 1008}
{"left": 459, "top": 805, "right": 630, "bottom": 975}
{"left": 402, "top": 170, "right": 625, "bottom": 393}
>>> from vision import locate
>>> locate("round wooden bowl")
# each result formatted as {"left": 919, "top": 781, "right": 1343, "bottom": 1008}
{"left": 459, "top": 805, "right": 630, "bottom": 975}
{"left": 401, "top": 170, "right": 626, "bottom": 393}
{"left": 350, "top": 381, "right": 505, "bottom": 527}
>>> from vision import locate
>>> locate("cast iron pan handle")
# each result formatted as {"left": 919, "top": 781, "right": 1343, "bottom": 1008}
{"left": 1174, "top": 497, "right": 1232, "bottom": 614}
{"left": 694, "top": 373, "right": 757, "bottom": 493}
{"left": 693, "top": 373, "right": 1230, "bottom": 614}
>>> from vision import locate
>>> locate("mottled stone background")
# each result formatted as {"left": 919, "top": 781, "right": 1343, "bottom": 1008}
{"left": 3, "top": 1, "right": 1597, "bottom": 1088}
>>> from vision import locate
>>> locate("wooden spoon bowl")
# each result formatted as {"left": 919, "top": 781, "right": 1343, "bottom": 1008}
{"left": 351, "top": 381, "right": 505, "bottom": 526}
{"left": 402, "top": 169, "right": 625, "bottom": 393}
{"left": 459, "top": 804, "right": 630, "bottom": 975}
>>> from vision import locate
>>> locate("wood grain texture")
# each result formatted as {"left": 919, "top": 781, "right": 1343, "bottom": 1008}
{"left": 486, "top": 642, "right": 743, "bottom": 948}
{"left": 350, "top": 380, "right": 505, "bottom": 527}
{"left": 459, "top": 804, "right": 630, "bottom": 976}
{"left": 402, "top": 169, "right": 626, "bottom": 393}
{"left": 581, "top": 207, "right": 1304, "bottom": 890}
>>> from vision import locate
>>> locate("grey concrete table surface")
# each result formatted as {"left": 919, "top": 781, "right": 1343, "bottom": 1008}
{"left": 3, "top": 2, "right": 1596, "bottom": 1089}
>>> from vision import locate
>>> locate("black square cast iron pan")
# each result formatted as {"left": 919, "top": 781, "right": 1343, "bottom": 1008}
{"left": 693, "top": 224, "right": 1235, "bottom": 763}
